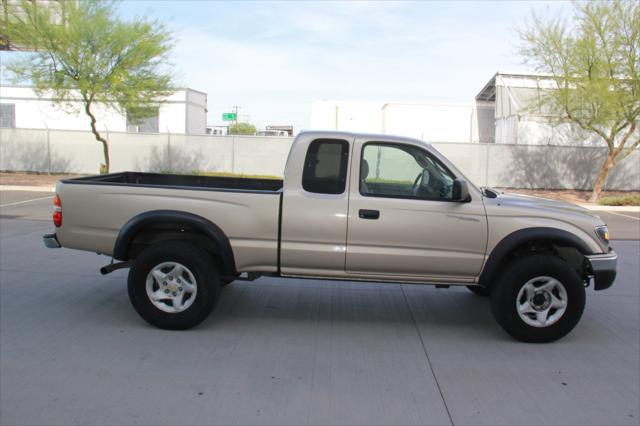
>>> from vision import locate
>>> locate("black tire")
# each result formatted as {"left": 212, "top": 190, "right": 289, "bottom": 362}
{"left": 127, "top": 241, "right": 220, "bottom": 330}
{"left": 490, "top": 254, "right": 585, "bottom": 343}
{"left": 466, "top": 285, "right": 491, "bottom": 297}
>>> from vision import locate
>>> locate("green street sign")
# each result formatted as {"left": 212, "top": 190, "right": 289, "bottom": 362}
{"left": 222, "top": 112, "right": 237, "bottom": 121}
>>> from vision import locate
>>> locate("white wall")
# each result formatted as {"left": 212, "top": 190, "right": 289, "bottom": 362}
{"left": 0, "top": 86, "right": 206, "bottom": 134}
{"left": 310, "top": 100, "right": 488, "bottom": 143}
{"left": 1, "top": 128, "right": 638, "bottom": 190}
{"left": 0, "top": 86, "right": 126, "bottom": 132}
{"left": 383, "top": 103, "right": 473, "bottom": 142}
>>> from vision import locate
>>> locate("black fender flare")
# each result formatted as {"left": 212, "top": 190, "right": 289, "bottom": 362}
{"left": 479, "top": 227, "right": 594, "bottom": 287}
{"left": 113, "top": 210, "right": 237, "bottom": 276}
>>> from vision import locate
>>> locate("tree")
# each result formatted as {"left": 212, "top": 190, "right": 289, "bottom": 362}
{"left": 518, "top": 0, "right": 639, "bottom": 202}
{"left": 229, "top": 122, "right": 257, "bottom": 135}
{"left": 3, "top": 0, "right": 174, "bottom": 173}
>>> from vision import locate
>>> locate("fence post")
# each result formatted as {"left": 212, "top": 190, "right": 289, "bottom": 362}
{"left": 484, "top": 143, "right": 490, "bottom": 187}
{"left": 46, "top": 127, "right": 51, "bottom": 175}
{"left": 105, "top": 128, "right": 110, "bottom": 172}
{"left": 231, "top": 135, "right": 236, "bottom": 173}
{"left": 167, "top": 131, "right": 172, "bottom": 172}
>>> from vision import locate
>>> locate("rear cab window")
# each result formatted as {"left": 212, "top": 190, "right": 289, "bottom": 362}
{"left": 302, "top": 139, "right": 349, "bottom": 194}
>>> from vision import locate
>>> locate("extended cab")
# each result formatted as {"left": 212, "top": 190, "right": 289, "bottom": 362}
{"left": 43, "top": 131, "right": 617, "bottom": 342}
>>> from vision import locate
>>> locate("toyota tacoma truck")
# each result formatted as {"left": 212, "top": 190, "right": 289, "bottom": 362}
{"left": 43, "top": 131, "right": 617, "bottom": 342}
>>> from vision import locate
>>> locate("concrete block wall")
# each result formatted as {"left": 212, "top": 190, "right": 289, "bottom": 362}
{"left": 1, "top": 128, "right": 638, "bottom": 190}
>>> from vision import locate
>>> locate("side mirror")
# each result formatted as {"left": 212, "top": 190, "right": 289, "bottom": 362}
{"left": 452, "top": 179, "right": 470, "bottom": 202}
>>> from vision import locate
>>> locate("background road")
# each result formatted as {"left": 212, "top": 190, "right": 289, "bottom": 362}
{"left": 1, "top": 191, "right": 639, "bottom": 426}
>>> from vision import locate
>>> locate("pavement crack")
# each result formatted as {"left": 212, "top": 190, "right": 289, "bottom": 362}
{"left": 400, "top": 284, "right": 455, "bottom": 426}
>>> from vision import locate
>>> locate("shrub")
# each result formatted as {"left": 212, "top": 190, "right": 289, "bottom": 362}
{"left": 598, "top": 194, "right": 640, "bottom": 206}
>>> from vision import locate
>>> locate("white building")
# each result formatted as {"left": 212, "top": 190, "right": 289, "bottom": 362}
{"left": 475, "top": 72, "right": 625, "bottom": 146}
{"left": 206, "top": 125, "right": 229, "bottom": 135}
{"left": 310, "top": 100, "right": 494, "bottom": 143}
{"left": 310, "top": 72, "right": 638, "bottom": 146}
{"left": 0, "top": 85, "right": 208, "bottom": 134}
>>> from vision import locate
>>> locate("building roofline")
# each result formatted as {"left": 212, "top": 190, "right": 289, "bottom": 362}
{"left": 0, "top": 83, "right": 207, "bottom": 95}
{"left": 475, "top": 71, "right": 499, "bottom": 101}
{"left": 313, "top": 99, "right": 476, "bottom": 108}
{"left": 475, "top": 71, "right": 559, "bottom": 101}
{"left": 184, "top": 87, "right": 207, "bottom": 96}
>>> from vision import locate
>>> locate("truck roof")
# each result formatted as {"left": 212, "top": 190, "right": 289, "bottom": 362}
{"left": 297, "top": 130, "right": 431, "bottom": 146}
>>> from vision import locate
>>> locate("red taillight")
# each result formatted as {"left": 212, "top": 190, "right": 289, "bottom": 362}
{"left": 53, "top": 195, "right": 62, "bottom": 227}
{"left": 53, "top": 211, "right": 62, "bottom": 227}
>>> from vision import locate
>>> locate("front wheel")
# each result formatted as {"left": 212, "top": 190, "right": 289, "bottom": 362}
{"left": 128, "top": 241, "right": 220, "bottom": 330}
{"left": 490, "top": 254, "right": 585, "bottom": 343}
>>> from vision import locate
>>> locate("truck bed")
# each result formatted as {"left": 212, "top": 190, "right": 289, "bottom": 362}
{"left": 56, "top": 172, "right": 283, "bottom": 272}
{"left": 65, "top": 172, "right": 283, "bottom": 193}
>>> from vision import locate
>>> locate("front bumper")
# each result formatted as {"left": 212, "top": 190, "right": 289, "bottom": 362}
{"left": 43, "top": 233, "right": 61, "bottom": 249}
{"left": 586, "top": 251, "right": 617, "bottom": 291}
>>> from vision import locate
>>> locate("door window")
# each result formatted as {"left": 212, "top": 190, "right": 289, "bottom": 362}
{"left": 360, "top": 143, "right": 455, "bottom": 201}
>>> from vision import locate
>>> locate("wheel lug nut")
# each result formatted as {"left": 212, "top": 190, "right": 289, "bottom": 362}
{"left": 163, "top": 281, "right": 167, "bottom": 286}
{"left": 172, "top": 292, "right": 177, "bottom": 296}
{"left": 178, "top": 287, "right": 183, "bottom": 291}
{"left": 164, "top": 289, "right": 169, "bottom": 294}
{"left": 169, "top": 276, "right": 173, "bottom": 280}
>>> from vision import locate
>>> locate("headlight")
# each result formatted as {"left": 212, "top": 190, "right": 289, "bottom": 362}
{"left": 595, "top": 225, "right": 610, "bottom": 244}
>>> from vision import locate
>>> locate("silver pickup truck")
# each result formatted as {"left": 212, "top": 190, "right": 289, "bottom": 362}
{"left": 43, "top": 131, "right": 617, "bottom": 342}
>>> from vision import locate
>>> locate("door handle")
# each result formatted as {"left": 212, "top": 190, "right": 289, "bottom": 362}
{"left": 359, "top": 209, "right": 380, "bottom": 220}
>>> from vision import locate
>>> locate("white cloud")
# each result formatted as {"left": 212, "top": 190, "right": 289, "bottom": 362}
{"left": 151, "top": 1, "right": 570, "bottom": 131}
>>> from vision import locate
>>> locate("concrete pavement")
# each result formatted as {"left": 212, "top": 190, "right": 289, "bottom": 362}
{"left": 0, "top": 192, "right": 638, "bottom": 425}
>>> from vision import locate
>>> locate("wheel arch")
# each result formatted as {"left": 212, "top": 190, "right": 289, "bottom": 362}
{"left": 113, "top": 210, "right": 237, "bottom": 277}
{"left": 479, "top": 227, "right": 593, "bottom": 288}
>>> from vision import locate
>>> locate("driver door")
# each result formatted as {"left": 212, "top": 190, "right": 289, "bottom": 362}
{"left": 345, "top": 139, "right": 487, "bottom": 282}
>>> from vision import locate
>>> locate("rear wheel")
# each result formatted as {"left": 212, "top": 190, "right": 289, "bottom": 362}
{"left": 128, "top": 241, "right": 220, "bottom": 329}
{"left": 490, "top": 254, "right": 585, "bottom": 343}
{"left": 466, "top": 285, "right": 491, "bottom": 297}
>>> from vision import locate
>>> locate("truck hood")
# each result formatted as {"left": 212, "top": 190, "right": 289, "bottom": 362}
{"left": 495, "top": 192, "right": 599, "bottom": 219}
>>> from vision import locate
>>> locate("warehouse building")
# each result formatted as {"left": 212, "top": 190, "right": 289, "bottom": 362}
{"left": 310, "top": 72, "right": 620, "bottom": 146}
{"left": 310, "top": 100, "right": 494, "bottom": 143}
{"left": 475, "top": 72, "right": 602, "bottom": 145}
{"left": 0, "top": 85, "right": 208, "bottom": 134}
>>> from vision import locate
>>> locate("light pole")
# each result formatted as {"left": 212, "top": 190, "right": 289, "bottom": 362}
{"left": 232, "top": 105, "right": 241, "bottom": 126}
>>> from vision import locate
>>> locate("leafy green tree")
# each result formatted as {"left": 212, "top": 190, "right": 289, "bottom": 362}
{"left": 3, "top": 0, "right": 174, "bottom": 173}
{"left": 229, "top": 122, "right": 257, "bottom": 135}
{"left": 518, "top": 0, "right": 639, "bottom": 202}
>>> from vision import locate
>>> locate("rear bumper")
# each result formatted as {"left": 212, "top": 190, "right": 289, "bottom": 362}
{"left": 586, "top": 251, "right": 617, "bottom": 291}
{"left": 43, "top": 233, "right": 61, "bottom": 249}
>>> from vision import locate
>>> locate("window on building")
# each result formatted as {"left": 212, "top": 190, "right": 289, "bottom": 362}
{"left": 302, "top": 139, "right": 349, "bottom": 194}
{"left": 0, "top": 104, "right": 16, "bottom": 128}
{"left": 126, "top": 108, "right": 159, "bottom": 133}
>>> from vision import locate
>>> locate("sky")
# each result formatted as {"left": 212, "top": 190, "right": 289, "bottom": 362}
{"left": 2, "top": 0, "right": 572, "bottom": 131}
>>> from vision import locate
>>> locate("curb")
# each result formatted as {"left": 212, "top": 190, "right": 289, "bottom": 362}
{"left": 0, "top": 185, "right": 55, "bottom": 192}
{"left": 578, "top": 204, "right": 640, "bottom": 212}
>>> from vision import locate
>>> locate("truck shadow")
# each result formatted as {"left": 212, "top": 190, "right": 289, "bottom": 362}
{"left": 202, "top": 278, "right": 503, "bottom": 339}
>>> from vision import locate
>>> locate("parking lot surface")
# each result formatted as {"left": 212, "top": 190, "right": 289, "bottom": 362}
{"left": 1, "top": 192, "right": 639, "bottom": 426}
